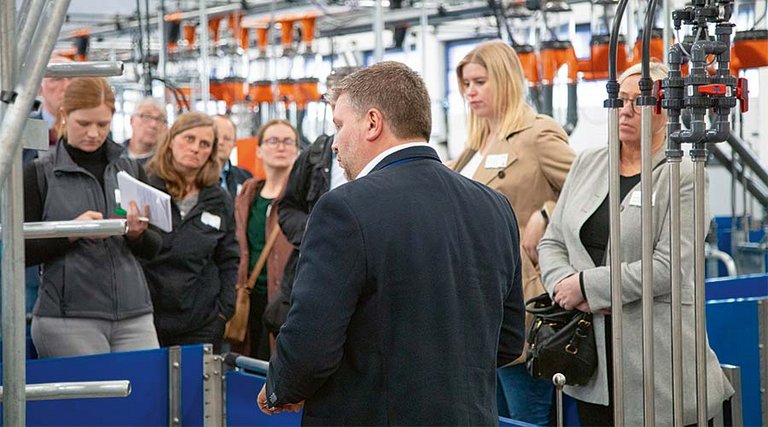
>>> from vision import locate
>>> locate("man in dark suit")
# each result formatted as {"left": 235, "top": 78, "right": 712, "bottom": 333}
{"left": 257, "top": 61, "right": 525, "bottom": 425}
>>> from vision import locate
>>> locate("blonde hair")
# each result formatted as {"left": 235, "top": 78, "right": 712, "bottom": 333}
{"left": 146, "top": 112, "right": 220, "bottom": 201}
{"left": 456, "top": 40, "right": 532, "bottom": 151}
{"left": 618, "top": 62, "right": 669, "bottom": 85}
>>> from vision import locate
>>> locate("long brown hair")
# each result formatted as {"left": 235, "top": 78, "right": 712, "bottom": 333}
{"left": 146, "top": 112, "right": 220, "bottom": 201}
{"left": 57, "top": 77, "right": 115, "bottom": 139}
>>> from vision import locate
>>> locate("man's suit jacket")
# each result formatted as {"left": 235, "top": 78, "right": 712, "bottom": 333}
{"left": 266, "top": 145, "right": 525, "bottom": 425}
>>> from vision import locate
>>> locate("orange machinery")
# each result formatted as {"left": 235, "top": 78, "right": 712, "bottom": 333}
{"left": 540, "top": 40, "right": 579, "bottom": 133}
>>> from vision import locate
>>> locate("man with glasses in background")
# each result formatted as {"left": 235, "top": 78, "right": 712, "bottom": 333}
{"left": 123, "top": 97, "right": 167, "bottom": 167}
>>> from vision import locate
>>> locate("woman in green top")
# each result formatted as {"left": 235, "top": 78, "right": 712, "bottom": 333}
{"left": 234, "top": 119, "right": 299, "bottom": 359}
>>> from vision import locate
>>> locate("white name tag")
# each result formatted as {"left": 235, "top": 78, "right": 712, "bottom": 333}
{"left": 201, "top": 211, "right": 221, "bottom": 230}
{"left": 114, "top": 189, "right": 121, "bottom": 204}
{"left": 484, "top": 153, "right": 509, "bottom": 169}
{"left": 629, "top": 190, "right": 656, "bottom": 207}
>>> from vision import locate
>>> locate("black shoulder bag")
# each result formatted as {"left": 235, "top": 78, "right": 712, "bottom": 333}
{"left": 525, "top": 293, "right": 597, "bottom": 386}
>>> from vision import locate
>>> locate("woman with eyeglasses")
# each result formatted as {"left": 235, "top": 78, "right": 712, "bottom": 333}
{"left": 233, "top": 119, "right": 299, "bottom": 359}
{"left": 538, "top": 62, "right": 733, "bottom": 425}
{"left": 141, "top": 112, "right": 240, "bottom": 353}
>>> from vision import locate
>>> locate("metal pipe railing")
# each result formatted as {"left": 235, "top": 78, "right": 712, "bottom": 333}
{"left": 710, "top": 144, "right": 768, "bottom": 208}
{"left": 0, "top": 381, "right": 131, "bottom": 401}
{"left": 15, "top": 0, "right": 45, "bottom": 65}
{"left": 725, "top": 132, "right": 768, "bottom": 187}
{"left": 44, "top": 61, "right": 124, "bottom": 78}
{"left": 7, "top": 219, "right": 129, "bottom": 239}
{"left": 0, "top": 0, "right": 72, "bottom": 190}
{"left": 224, "top": 353, "right": 269, "bottom": 376}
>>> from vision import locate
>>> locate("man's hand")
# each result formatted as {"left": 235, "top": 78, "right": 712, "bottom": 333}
{"left": 257, "top": 384, "right": 304, "bottom": 415}
{"left": 522, "top": 210, "right": 548, "bottom": 265}
{"left": 552, "top": 273, "right": 586, "bottom": 311}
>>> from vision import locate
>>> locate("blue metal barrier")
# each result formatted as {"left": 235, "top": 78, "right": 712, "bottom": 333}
{"left": 0, "top": 345, "right": 209, "bottom": 426}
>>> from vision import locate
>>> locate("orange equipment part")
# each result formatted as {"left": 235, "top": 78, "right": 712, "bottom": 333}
{"left": 255, "top": 26, "right": 269, "bottom": 54}
{"left": 515, "top": 45, "right": 540, "bottom": 84}
{"left": 170, "top": 86, "right": 193, "bottom": 109}
{"left": 277, "top": 78, "right": 297, "bottom": 104}
{"left": 249, "top": 81, "right": 274, "bottom": 105}
{"left": 208, "top": 17, "right": 222, "bottom": 44}
{"left": 183, "top": 23, "right": 197, "bottom": 47}
{"left": 732, "top": 30, "right": 768, "bottom": 74}
{"left": 577, "top": 35, "right": 628, "bottom": 81}
{"left": 631, "top": 30, "right": 665, "bottom": 65}
{"left": 210, "top": 78, "right": 247, "bottom": 109}
{"left": 236, "top": 137, "right": 266, "bottom": 179}
{"left": 298, "top": 78, "right": 322, "bottom": 105}
{"left": 276, "top": 17, "right": 295, "bottom": 50}
{"left": 540, "top": 40, "right": 579, "bottom": 84}
{"left": 239, "top": 28, "right": 250, "bottom": 50}
{"left": 300, "top": 13, "right": 318, "bottom": 45}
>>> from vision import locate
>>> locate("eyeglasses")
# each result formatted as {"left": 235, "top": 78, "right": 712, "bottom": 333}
{"left": 261, "top": 137, "right": 296, "bottom": 148}
{"left": 138, "top": 113, "right": 167, "bottom": 124}
{"left": 618, "top": 96, "right": 639, "bottom": 114}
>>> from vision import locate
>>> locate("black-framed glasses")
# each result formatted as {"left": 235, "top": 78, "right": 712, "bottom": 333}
{"left": 618, "top": 96, "right": 639, "bottom": 114}
{"left": 261, "top": 137, "right": 296, "bottom": 148}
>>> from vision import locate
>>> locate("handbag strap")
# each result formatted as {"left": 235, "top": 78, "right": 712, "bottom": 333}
{"left": 244, "top": 226, "right": 282, "bottom": 291}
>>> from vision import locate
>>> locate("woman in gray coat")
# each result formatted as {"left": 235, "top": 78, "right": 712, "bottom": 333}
{"left": 538, "top": 62, "right": 733, "bottom": 425}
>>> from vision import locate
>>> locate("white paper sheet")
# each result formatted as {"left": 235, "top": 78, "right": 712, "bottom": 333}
{"left": 116, "top": 171, "right": 173, "bottom": 232}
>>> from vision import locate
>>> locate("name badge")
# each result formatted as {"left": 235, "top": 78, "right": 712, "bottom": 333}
{"left": 201, "top": 211, "right": 221, "bottom": 230}
{"left": 629, "top": 190, "right": 656, "bottom": 207}
{"left": 484, "top": 153, "right": 509, "bottom": 169}
{"left": 114, "top": 189, "right": 122, "bottom": 204}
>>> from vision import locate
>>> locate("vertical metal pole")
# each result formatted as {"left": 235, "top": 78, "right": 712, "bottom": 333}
{"left": 553, "top": 373, "right": 566, "bottom": 427}
{"left": 158, "top": 0, "right": 167, "bottom": 104}
{"left": 608, "top": 107, "right": 624, "bottom": 425}
{"left": 199, "top": 0, "right": 210, "bottom": 110}
{"left": 373, "top": 0, "right": 384, "bottom": 63}
{"left": 420, "top": 0, "right": 427, "bottom": 74}
{"left": 663, "top": 0, "right": 671, "bottom": 62}
{"left": 669, "top": 159, "right": 684, "bottom": 427}
{"left": 0, "top": 1, "right": 25, "bottom": 425}
{"left": 692, "top": 143, "right": 709, "bottom": 426}
{"left": 640, "top": 104, "right": 655, "bottom": 425}
{"left": 15, "top": 0, "right": 44, "bottom": 64}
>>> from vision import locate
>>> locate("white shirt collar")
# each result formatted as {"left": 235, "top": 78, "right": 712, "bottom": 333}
{"left": 355, "top": 142, "right": 432, "bottom": 180}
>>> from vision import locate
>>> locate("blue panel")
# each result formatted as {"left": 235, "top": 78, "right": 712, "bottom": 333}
{"left": 0, "top": 348, "right": 169, "bottom": 426}
{"left": 706, "top": 274, "right": 768, "bottom": 300}
{"left": 706, "top": 299, "right": 762, "bottom": 427}
{"left": 226, "top": 370, "right": 303, "bottom": 426}
{"left": 181, "top": 345, "right": 206, "bottom": 426}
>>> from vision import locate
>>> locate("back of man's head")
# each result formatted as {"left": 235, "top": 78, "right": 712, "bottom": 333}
{"left": 331, "top": 61, "right": 431, "bottom": 142}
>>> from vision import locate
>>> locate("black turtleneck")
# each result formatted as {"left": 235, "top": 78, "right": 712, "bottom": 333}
{"left": 64, "top": 140, "right": 108, "bottom": 188}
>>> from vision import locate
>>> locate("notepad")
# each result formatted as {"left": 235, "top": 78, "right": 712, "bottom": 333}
{"left": 116, "top": 171, "right": 173, "bottom": 232}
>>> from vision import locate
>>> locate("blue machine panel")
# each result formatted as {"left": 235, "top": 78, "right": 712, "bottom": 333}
{"left": 707, "top": 298, "right": 764, "bottom": 427}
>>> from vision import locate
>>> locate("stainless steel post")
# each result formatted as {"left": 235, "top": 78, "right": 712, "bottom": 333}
{"left": 373, "top": 0, "right": 384, "bottom": 63}
{"left": 0, "top": 381, "right": 131, "bottom": 401}
{"left": 44, "top": 61, "right": 124, "bottom": 78}
{"left": 0, "top": 0, "right": 72, "bottom": 188}
{"left": 663, "top": 0, "right": 672, "bottom": 62}
{"left": 608, "top": 106, "right": 624, "bottom": 425}
{"left": 158, "top": 0, "right": 167, "bottom": 104}
{"left": 669, "top": 159, "right": 684, "bottom": 427}
{"left": 640, "top": 103, "right": 655, "bottom": 424}
{"left": 199, "top": 0, "right": 210, "bottom": 109}
{"left": 553, "top": 373, "right": 566, "bottom": 427}
{"left": 11, "top": 219, "right": 128, "bottom": 239}
{"left": 0, "top": 1, "right": 25, "bottom": 424}
{"left": 692, "top": 146, "right": 709, "bottom": 426}
{"left": 15, "top": 0, "right": 44, "bottom": 63}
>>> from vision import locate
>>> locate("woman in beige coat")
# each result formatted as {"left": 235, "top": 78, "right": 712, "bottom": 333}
{"left": 453, "top": 40, "right": 575, "bottom": 425}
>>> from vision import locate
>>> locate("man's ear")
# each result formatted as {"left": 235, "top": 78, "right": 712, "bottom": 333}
{"left": 365, "top": 108, "right": 384, "bottom": 141}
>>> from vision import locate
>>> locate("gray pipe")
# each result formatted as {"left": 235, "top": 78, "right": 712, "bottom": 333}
{"left": 8, "top": 219, "right": 129, "bottom": 239}
{"left": 0, "top": 381, "right": 131, "bottom": 401}
{"left": 692, "top": 147, "right": 709, "bottom": 427}
{"left": 640, "top": 104, "right": 655, "bottom": 424}
{"left": 608, "top": 107, "right": 625, "bottom": 424}
{"left": 199, "top": 0, "right": 210, "bottom": 108}
{"left": 0, "top": 0, "right": 72, "bottom": 189}
{"left": 1, "top": 1, "right": 25, "bottom": 425}
{"left": 705, "top": 245, "right": 738, "bottom": 277}
{"left": 44, "top": 61, "right": 124, "bottom": 78}
{"left": 710, "top": 145, "right": 768, "bottom": 208}
{"left": 726, "top": 132, "right": 768, "bottom": 187}
{"left": 15, "top": 0, "right": 45, "bottom": 65}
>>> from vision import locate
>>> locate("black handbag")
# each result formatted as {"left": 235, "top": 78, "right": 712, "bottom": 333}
{"left": 525, "top": 293, "right": 597, "bottom": 386}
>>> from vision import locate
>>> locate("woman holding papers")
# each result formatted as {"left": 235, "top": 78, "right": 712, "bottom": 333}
{"left": 143, "top": 112, "right": 239, "bottom": 353}
{"left": 23, "top": 77, "right": 161, "bottom": 358}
